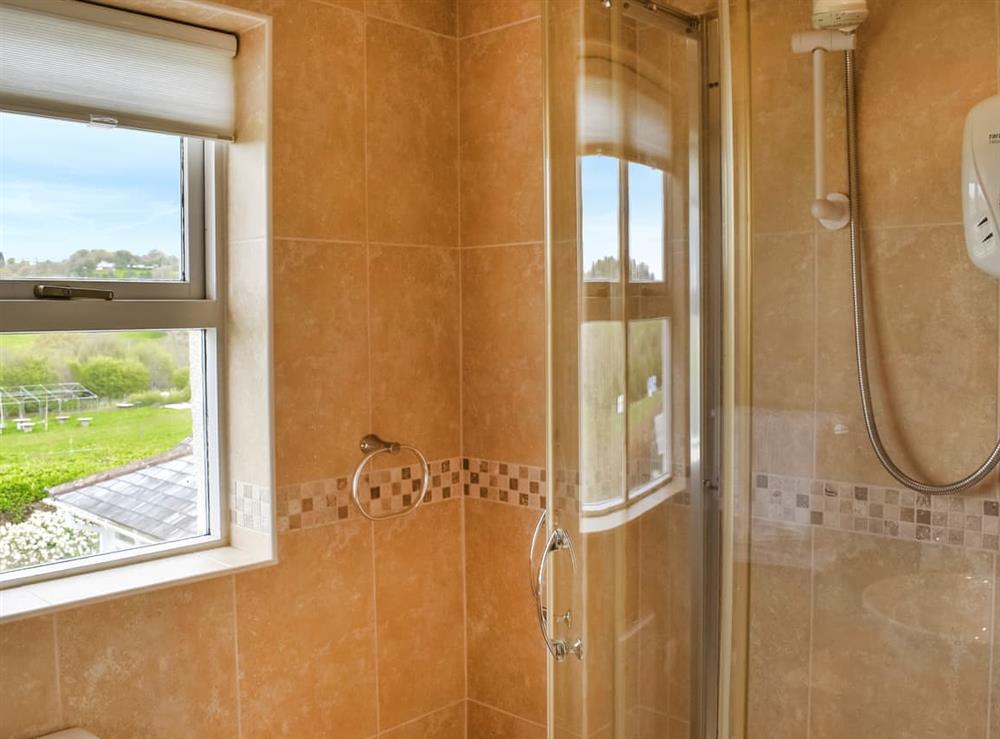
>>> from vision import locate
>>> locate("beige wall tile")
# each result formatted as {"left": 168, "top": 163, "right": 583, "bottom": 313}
{"left": 815, "top": 225, "right": 998, "bottom": 488}
{"left": 273, "top": 240, "right": 369, "bottom": 485}
{"left": 993, "top": 553, "right": 1000, "bottom": 739}
{"left": 467, "top": 699, "right": 546, "bottom": 739}
{"left": 751, "top": 232, "right": 816, "bottom": 477}
{"left": 748, "top": 0, "right": 814, "bottom": 235}
{"left": 751, "top": 233, "right": 815, "bottom": 413}
{"left": 366, "top": 20, "right": 459, "bottom": 247}
{"left": 855, "top": 0, "right": 998, "bottom": 229}
{"left": 57, "top": 579, "right": 237, "bottom": 739}
{"left": 458, "top": 0, "right": 540, "bottom": 37}
{"left": 0, "top": 616, "right": 60, "bottom": 739}
{"left": 459, "top": 19, "right": 544, "bottom": 247}
{"left": 271, "top": 1, "right": 366, "bottom": 241}
{"left": 236, "top": 523, "right": 377, "bottom": 739}
{"left": 465, "top": 500, "right": 546, "bottom": 725}
{"left": 370, "top": 245, "right": 461, "bottom": 460}
{"left": 381, "top": 701, "right": 465, "bottom": 739}
{"left": 637, "top": 504, "right": 672, "bottom": 719}
{"left": 810, "top": 528, "right": 994, "bottom": 739}
{"left": 461, "top": 244, "right": 545, "bottom": 465}
{"left": 366, "top": 0, "right": 457, "bottom": 36}
{"left": 746, "top": 522, "right": 811, "bottom": 739}
{"left": 375, "top": 500, "right": 465, "bottom": 728}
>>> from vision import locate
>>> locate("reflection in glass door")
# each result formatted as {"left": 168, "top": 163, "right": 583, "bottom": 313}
{"left": 543, "top": 1, "right": 720, "bottom": 737}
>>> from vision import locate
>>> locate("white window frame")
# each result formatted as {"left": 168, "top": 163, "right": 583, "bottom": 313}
{"left": 0, "top": 122, "right": 227, "bottom": 590}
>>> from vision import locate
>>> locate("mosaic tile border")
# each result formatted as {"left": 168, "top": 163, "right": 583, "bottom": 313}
{"left": 754, "top": 473, "right": 1000, "bottom": 553}
{"left": 462, "top": 457, "right": 547, "bottom": 510}
{"left": 275, "top": 457, "right": 548, "bottom": 532}
{"left": 230, "top": 481, "right": 272, "bottom": 532}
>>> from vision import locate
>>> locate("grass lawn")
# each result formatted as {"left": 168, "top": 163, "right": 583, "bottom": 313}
{"left": 0, "top": 406, "right": 192, "bottom": 522}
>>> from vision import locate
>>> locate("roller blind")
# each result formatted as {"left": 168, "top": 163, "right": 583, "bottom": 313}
{"left": 0, "top": 0, "right": 237, "bottom": 139}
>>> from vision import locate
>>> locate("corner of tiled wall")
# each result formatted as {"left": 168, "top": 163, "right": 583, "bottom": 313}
{"left": 456, "top": 1, "right": 550, "bottom": 737}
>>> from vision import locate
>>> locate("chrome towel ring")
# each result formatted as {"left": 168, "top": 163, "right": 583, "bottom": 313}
{"left": 351, "top": 434, "right": 430, "bottom": 521}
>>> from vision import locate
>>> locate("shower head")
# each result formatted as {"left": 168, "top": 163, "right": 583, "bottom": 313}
{"left": 812, "top": 0, "right": 868, "bottom": 32}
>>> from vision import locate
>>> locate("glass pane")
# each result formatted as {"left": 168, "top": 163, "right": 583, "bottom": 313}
{"left": 580, "top": 320, "right": 625, "bottom": 508}
{"left": 627, "top": 318, "right": 672, "bottom": 491}
{"left": 581, "top": 154, "right": 620, "bottom": 282}
{"left": 0, "top": 330, "right": 207, "bottom": 574}
{"left": 0, "top": 112, "right": 184, "bottom": 281}
{"left": 628, "top": 161, "right": 665, "bottom": 282}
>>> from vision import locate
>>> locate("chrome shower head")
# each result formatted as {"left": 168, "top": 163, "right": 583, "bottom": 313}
{"left": 812, "top": 0, "right": 868, "bottom": 32}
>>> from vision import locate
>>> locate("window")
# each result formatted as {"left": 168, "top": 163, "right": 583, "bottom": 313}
{"left": 0, "top": 0, "right": 236, "bottom": 587}
{"left": 579, "top": 154, "right": 672, "bottom": 511}
{"left": 0, "top": 113, "right": 205, "bottom": 298}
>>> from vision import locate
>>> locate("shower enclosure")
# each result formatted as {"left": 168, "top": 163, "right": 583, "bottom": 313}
{"left": 541, "top": 1, "right": 1000, "bottom": 738}
{"left": 541, "top": 0, "right": 723, "bottom": 736}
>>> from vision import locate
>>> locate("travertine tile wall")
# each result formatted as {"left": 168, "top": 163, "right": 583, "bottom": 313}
{"left": 748, "top": 1, "right": 1000, "bottom": 738}
{"left": 1, "top": 1, "right": 551, "bottom": 738}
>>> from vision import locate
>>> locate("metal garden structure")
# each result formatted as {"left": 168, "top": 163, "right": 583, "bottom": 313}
{"left": 0, "top": 383, "right": 98, "bottom": 431}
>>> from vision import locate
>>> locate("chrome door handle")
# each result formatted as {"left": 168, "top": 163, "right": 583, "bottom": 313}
{"left": 533, "top": 525, "right": 584, "bottom": 661}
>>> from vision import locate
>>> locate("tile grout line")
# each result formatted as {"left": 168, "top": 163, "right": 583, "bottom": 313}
{"left": 460, "top": 494, "right": 470, "bottom": 722}
{"left": 456, "top": 17, "right": 468, "bottom": 726}
{"left": 805, "top": 526, "right": 816, "bottom": 739}
{"left": 378, "top": 697, "right": 466, "bottom": 736}
{"left": 458, "top": 14, "right": 541, "bottom": 41}
{"left": 370, "top": 520, "right": 382, "bottom": 735}
{"left": 466, "top": 697, "right": 548, "bottom": 729}
{"left": 51, "top": 612, "right": 64, "bottom": 730}
{"left": 231, "top": 575, "right": 244, "bottom": 739}
{"left": 811, "top": 226, "right": 819, "bottom": 487}
{"left": 364, "top": 10, "right": 458, "bottom": 42}
{"left": 362, "top": 15, "right": 381, "bottom": 736}
{"left": 985, "top": 551, "right": 997, "bottom": 738}
{"left": 457, "top": 12, "right": 465, "bottom": 464}
{"left": 362, "top": 4, "right": 374, "bottom": 439}
{"left": 460, "top": 240, "right": 544, "bottom": 250}
{"left": 753, "top": 221, "right": 965, "bottom": 239}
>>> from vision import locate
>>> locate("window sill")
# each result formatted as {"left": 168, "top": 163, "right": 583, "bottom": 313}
{"left": 0, "top": 528, "right": 275, "bottom": 623}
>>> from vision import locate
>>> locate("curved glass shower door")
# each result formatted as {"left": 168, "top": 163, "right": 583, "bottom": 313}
{"left": 543, "top": 1, "right": 721, "bottom": 736}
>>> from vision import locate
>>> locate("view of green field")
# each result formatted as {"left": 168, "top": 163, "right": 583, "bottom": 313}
{"left": 0, "top": 330, "right": 194, "bottom": 523}
{"left": 0, "top": 407, "right": 192, "bottom": 522}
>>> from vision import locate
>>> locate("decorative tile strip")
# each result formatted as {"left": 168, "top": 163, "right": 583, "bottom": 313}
{"left": 276, "top": 457, "right": 463, "bottom": 532}
{"left": 462, "top": 457, "right": 547, "bottom": 510}
{"left": 753, "top": 473, "right": 1000, "bottom": 552}
{"left": 274, "top": 457, "right": 548, "bottom": 532}
{"left": 230, "top": 481, "right": 272, "bottom": 533}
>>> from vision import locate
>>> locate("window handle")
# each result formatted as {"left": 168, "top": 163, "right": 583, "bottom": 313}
{"left": 34, "top": 285, "right": 114, "bottom": 301}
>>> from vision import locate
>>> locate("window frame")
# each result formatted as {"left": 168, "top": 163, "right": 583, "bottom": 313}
{"left": 0, "top": 125, "right": 227, "bottom": 590}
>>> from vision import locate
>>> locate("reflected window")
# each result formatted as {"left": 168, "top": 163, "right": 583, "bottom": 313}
{"left": 581, "top": 155, "right": 620, "bottom": 282}
{"left": 627, "top": 162, "right": 665, "bottom": 282}
{"left": 627, "top": 319, "right": 671, "bottom": 492}
{"left": 579, "top": 155, "right": 672, "bottom": 511}
{"left": 580, "top": 321, "right": 626, "bottom": 509}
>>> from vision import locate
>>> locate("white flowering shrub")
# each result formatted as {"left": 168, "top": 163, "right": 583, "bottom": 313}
{"left": 0, "top": 509, "right": 99, "bottom": 570}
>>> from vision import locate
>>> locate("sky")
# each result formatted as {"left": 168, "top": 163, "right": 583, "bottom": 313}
{"left": 0, "top": 112, "right": 182, "bottom": 264}
{"left": 581, "top": 154, "right": 665, "bottom": 282}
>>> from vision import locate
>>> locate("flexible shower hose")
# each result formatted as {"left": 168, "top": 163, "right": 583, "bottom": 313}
{"left": 845, "top": 50, "right": 1000, "bottom": 495}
